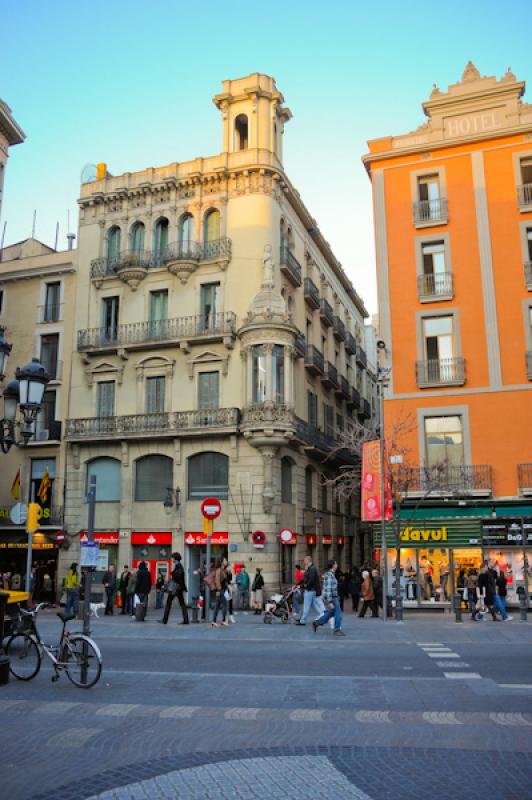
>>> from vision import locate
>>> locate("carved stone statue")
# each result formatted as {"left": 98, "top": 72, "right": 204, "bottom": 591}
{"left": 263, "top": 244, "right": 274, "bottom": 288}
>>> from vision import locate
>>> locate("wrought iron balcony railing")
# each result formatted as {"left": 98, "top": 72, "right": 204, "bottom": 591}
{"left": 294, "top": 417, "right": 335, "bottom": 453}
{"left": 333, "top": 316, "right": 346, "bottom": 342}
{"left": 397, "top": 464, "right": 492, "bottom": 497}
{"left": 294, "top": 331, "right": 306, "bottom": 358}
{"left": 319, "top": 298, "right": 334, "bottom": 327}
{"left": 280, "top": 246, "right": 302, "bottom": 287}
{"left": 77, "top": 312, "right": 236, "bottom": 351}
{"left": 417, "top": 272, "right": 454, "bottom": 299}
{"left": 527, "top": 351, "right": 532, "bottom": 380}
{"left": 517, "top": 184, "right": 532, "bottom": 208}
{"left": 91, "top": 239, "right": 232, "bottom": 279}
{"left": 518, "top": 464, "right": 532, "bottom": 495}
{"left": 413, "top": 197, "right": 448, "bottom": 225}
{"left": 321, "top": 361, "right": 338, "bottom": 390}
{"left": 303, "top": 277, "right": 320, "bottom": 309}
{"left": 345, "top": 332, "right": 357, "bottom": 356}
{"left": 38, "top": 303, "right": 63, "bottom": 323}
{"left": 32, "top": 420, "right": 62, "bottom": 443}
{"left": 348, "top": 386, "right": 360, "bottom": 410}
{"left": 416, "top": 357, "right": 465, "bottom": 387}
{"left": 304, "top": 345, "right": 324, "bottom": 376}
{"left": 526, "top": 262, "right": 532, "bottom": 288}
{"left": 150, "top": 240, "right": 201, "bottom": 266}
{"left": 357, "top": 397, "right": 371, "bottom": 419}
{"left": 356, "top": 345, "right": 367, "bottom": 369}
{"left": 65, "top": 408, "right": 240, "bottom": 440}
{"left": 339, "top": 375, "right": 350, "bottom": 400}
{"left": 200, "top": 238, "right": 232, "bottom": 262}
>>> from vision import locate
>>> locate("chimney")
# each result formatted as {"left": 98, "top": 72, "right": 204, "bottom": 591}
{"left": 67, "top": 233, "right": 76, "bottom": 251}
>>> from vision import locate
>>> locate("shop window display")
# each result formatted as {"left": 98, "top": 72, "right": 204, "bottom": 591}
{"left": 387, "top": 548, "right": 418, "bottom": 602}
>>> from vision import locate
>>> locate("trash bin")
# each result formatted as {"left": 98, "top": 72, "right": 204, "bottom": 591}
{"left": 386, "top": 595, "right": 393, "bottom": 617}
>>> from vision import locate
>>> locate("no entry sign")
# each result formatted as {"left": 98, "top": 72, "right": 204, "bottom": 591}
{"left": 201, "top": 497, "right": 222, "bottom": 520}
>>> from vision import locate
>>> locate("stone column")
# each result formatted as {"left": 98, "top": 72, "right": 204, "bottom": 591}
{"left": 265, "top": 344, "right": 273, "bottom": 402}
{"left": 284, "top": 344, "right": 294, "bottom": 407}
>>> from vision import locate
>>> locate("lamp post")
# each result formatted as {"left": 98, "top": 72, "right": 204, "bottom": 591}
{"left": 0, "top": 338, "right": 50, "bottom": 453}
{"left": 376, "top": 340, "right": 390, "bottom": 622}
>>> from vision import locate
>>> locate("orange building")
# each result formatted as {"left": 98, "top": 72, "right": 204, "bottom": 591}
{"left": 363, "top": 62, "right": 532, "bottom": 609}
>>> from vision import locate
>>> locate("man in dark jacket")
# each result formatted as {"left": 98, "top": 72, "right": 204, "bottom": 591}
{"left": 135, "top": 561, "right": 152, "bottom": 616}
{"left": 297, "top": 555, "right": 325, "bottom": 626}
{"left": 160, "top": 553, "right": 189, "bottom": 625}
{"left": 102, "top": 565, "right": 116, "bottom": 615}
{"left": 118, "top": 566, "right": 130, "bottom": 615}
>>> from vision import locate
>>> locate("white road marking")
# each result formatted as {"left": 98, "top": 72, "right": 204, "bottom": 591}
{"left": 436, "top": 662, "right": 470, "bottom": 668}
{"left": 96, "top": 703, "right": 139, "bottom": 717}
{"left": 427, "top": 653, "right": 460, "bottom": 659}
{"left": 289, "top": 709, "right": 325, "bottom": 722}
{"left": 443, "top": 672, "right": 481, "bottom": 679}
{"left": 499, "top": 684, "right": 532, "bottom": 689}
{"left": 224, "top": 708, "right": 260, "bottom": 720}
{"left": 422, "top": 711, "right": 463, "bottom": 725}
{"left": 159, "top": 706, "right": 201, "bottom": 718}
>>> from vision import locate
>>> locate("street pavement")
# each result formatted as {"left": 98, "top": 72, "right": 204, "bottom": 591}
{"left": 1, "top": 608, "right": 531, "bottom": 799}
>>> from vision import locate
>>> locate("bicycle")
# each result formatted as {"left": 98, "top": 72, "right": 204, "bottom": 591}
{"left": 4, "top": 603, "right": 102, "bottom": 688}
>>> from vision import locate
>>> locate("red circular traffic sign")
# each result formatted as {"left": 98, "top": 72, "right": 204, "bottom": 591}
{"left": 279, "top": 528, "right": 296, "bottom": 544}
{"left": 251, "top": 530, "right": 266, "bottom": 546}
{"left": 201, "top": 497, "right": 222, "bottom": 520}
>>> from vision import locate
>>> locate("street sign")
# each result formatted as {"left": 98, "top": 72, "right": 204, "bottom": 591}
{"left": 390, "top": 455, "right": 403, "bottom": 464}
{"left": 201, "top": 497, "right": 222, "bottom": 520}
{"left": 80, "top": 541, "right": 99, "bottom": 569}
{"left": 55, "top": 532, "right": 65, "bottom": 543}
{"left": 279, "top": 528, "right": 296, "bottom": 545}
{"left": 10, "top": 503, "right": 28, "bottom": 526}
{"left": 251, "top": 530, "right": 266, "bottom": 548}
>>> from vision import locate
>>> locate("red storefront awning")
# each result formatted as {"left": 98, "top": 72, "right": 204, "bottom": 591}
{"left": 80, "top": 531, "right": 119, "bottom": 545}
{"left": 131, "top": 532, "right": 172, "bottom": 545}
{"left": 184, "top": 532, "right": 229, "bottom": 545}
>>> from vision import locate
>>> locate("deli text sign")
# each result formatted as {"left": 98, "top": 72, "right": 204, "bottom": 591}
{"left": 482, "top": 518, "right": 532, "bottom": 547}
{"left": 400, "top": 526, "right": 447, "bottom": 543}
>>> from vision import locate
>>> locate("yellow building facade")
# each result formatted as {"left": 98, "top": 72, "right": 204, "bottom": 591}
{"left": 63, "top": 74, "right": 372, "bottom": 596}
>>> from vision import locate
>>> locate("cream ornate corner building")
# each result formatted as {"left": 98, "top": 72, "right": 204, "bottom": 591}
{"left": 0, "top": 238, "right": 77, "bottom": 596}
{"left": 64, "top": 74, "right": 371, "bottom": 596}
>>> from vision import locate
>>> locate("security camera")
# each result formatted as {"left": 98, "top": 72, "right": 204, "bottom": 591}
{"left": 376, "top": 339, "right": 386, "bottom": 350}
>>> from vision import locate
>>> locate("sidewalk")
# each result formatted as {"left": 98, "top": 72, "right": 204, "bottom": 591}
{"left": 36, "top": 605, "right": 532, "bottom": 644}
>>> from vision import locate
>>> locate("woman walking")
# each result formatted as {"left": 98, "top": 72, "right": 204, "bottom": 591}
{"left": 465, "top": 569, "right": 478, "bottom": 620}
{"left": 64, "top": 563, "right": 80, "bottom": 617}
{"left": 358, "top": 570, "right": 377, "bottom": 618}
{"left": 477, "top": 565, "right": 498, "bottom": 621}
{"left": 251, "top": 567, "right": 264, "bottom": 615}
{"left": 212, "top": 558, "right": 229, "bottom": 628}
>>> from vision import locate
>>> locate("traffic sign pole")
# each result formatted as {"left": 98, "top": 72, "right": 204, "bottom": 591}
{"left": 200, "top": 498, "right": 221, "bottom": 623}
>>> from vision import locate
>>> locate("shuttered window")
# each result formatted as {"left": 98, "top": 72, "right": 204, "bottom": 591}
{"left": 198, "top": 372, "right": 219, "bottom": 409}
{"left": 135, "top": 455, "right": 173, "bottom": 502}
{"left": 87, "top": 458, "right": 121, "bottom": 502}
{"left": 188, "top": 452, "right": 229, "bottom": 499}
{"left": 146, "top": 376, "right": 165, "bottom": 413}
{"left": 97, "top": 381, "right": 115, "bottom": 417}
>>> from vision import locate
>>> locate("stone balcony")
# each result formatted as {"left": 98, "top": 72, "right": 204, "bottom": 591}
{"left": 279, "top": 246, "right": 302, "bottom": 287}
{"left": 77, "top": 312, "right": 237, "bottom": 354}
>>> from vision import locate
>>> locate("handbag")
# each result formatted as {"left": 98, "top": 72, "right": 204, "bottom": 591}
{"left": 165, "top": 580, "right": 177, "bottom": 595}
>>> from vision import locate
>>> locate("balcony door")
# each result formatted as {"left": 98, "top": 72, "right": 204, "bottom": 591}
{"left": 40, "top": 333, "right": 59, "bottom": 380}
{"left": 200, "top": 283, "right": 219, "bottom": 331}
{"left": 424, "top": 415, "right": 465, "bottom": 493}
{"left": 421, "top": 241, "right": 446, "bottom": 294}
{"left": 149, "top": 290, "right": 168, "bottom": 338}
{"left": 101, "top": 296, "right": 119, "bottom": 343}
{"left": 198, "top": 371, "right": 219, "bottom": 410}
{"left": 44, "top": 282, "right": 61, "bottom": 322}
{"left": 97, "top": 381, "right": 115, "bottom": 418}
{"left": 418, "top": 175, "right": 440, "bottom": 219}
{"left": 423, "top": 316, "right": 454, "bottom": 382}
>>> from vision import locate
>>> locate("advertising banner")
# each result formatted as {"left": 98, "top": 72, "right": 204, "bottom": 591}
{"left": 361, "top": 440, "right": 392, "bottom": 522}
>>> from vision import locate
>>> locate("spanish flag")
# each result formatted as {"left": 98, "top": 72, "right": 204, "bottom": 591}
{"left": 10, "top": 468, "right": 21, "bottom": 500}
{"left": 37, "top": 468, "right": 50, "bottom": 504}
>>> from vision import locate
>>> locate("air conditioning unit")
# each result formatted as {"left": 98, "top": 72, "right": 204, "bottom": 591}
{"left": 36, "top": 429, "right": 49, "bottom": 441}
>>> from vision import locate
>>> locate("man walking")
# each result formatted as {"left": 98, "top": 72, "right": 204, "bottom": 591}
{"left": 102, "top": 564, "right": 116, "bottom": 615}
{"left": 312, "top": 560, "right": 345, "bottom": 636}
{"left": 297, "top": 555, "right": 324, "bottom": 626}
{"left": 161, "top": 552, "right": 189, "bottom": 625}
{"left": 235, "top": 566, "right": 250, "bottom": 610}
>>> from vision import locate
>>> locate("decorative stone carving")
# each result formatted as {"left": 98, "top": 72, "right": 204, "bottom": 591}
{"left": 117, "top": 265, "right": 147, "bottom": 291}
{"left": 167, "top": 258, "right": 198, "bottom": 284}
{"left": 461, "top": 61, "right": 481, "bottom": 82}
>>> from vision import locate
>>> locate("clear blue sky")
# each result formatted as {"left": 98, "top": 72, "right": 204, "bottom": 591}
{"left": 2, "top": 0, "right": 531, "bottom": 312}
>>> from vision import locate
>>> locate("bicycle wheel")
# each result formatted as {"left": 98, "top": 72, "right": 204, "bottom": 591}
{"left": 63, "top": 635, "right": 102, "bottom": 688}
{"left": 6, "top": 634, "right": 41, "bottom": 680}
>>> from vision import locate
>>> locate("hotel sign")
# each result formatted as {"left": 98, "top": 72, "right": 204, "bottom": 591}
{"left": 400, "top": 526, "right": 448, "bottom": 543}
{"left": 445, "top": 110, "right": 500, "bottom": 139}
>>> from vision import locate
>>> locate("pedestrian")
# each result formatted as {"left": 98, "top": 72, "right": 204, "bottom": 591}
{"left": 118, "top": 565, "right": 130, "bottom": 615}
{"left": 348, "top": 566, "right": 361, "bottom": 613}
{"left": 477, "top": 565, "right": 498, "bottom": 621}
{"left": 155, "top": 570, "right": 165, "bottom": 610}
{"left": 371, "top": 568, "right": 383, "bottom": 613}
{"left": 127, "top": 568, "right": 137, "bottom": 618}
{"left": 297, "top": 555, "right": 325, "bottom": 626}
{"left": 235, "top": 566, "right": 250, "bottom": 610}
{"left": 292, "top": 563, "right": 305, "bottom": 618}
{"left": 358, "top": 570, "right": 377, "bottom": 618}
{"left": 312, "top": 560, "right": 346, "bottom": 637}
{"left": 495, "top": 570, "right": 513, "bottom": 622}
{"left": 251, "top": 567, "right": 264, "bottom": 615}
{"left": 465, "top": 569, "right": 478, "bottom": 619}
{"left": 457, "top": 569, "right": 466, "bottom": 608}
{"left": 337, "top": 569, "right": 348, "bottom": 612}
{"left": 134, "top": 561, "right": 152, "bottom": 618}
{"left": 161, "top": 553, "right": 189, "bottom": 624}
{"left": 212, "top": 557, "right": 229, "bottom": 628}
{"left": 226, "top": 564, "right": 236, "bottom": 624}
{"left": 102, "top": 564, "right": 116, "bottom": 615}
{"left": 64, "top": 563, "right": 80, "bottom": 617}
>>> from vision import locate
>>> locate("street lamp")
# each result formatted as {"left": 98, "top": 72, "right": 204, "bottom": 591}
{"left": 163, "top": 486, "right": 181, "bottom": 510}
{"left": 0, "top": 350, "right": 50, "bottom": 453}
{"left": 376, "top": 339, "right": 391, "bottom": 622}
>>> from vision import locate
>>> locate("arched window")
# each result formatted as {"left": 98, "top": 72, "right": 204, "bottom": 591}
{"left": 86, "top": 457, "right": 121, "bottom": 502}
{"left": 135, "top": 455, "right": 172, "bottom": 502}
{"left": 203, "top": 209, "right": 220, "bottom": 244}
{"left": 107, "top": 227, "right": 121, "bottom": 261}
{"left": 281, "top": 457, "right": 293, "bottom": 503}
{"left": 252, "top": 345, "right": 267, "bottom": 404}
{"left": 188, "top": 452, "right": 228, "bottom": 499}
{"left": 130, "top": 222, "right": 145, "bottom": 254}
{"left": 305, "top": 466, "right": 314, "bottom": 508}
{"left": 234, "top": 114, "right": 248, "bottom": 150}
{"left": 153, "top": 218, "right": 169, "bottom": 258}
{"left": 178, "top": 213, "right": 194, "bottom": 257}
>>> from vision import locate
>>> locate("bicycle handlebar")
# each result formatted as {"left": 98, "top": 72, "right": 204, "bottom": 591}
{"left": 20, "top": 602, "right": 52, "bottom": 616}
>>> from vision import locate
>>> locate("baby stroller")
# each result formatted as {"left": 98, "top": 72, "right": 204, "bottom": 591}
{"left": 263, "top": 587, "right": 295, "bottom": 624}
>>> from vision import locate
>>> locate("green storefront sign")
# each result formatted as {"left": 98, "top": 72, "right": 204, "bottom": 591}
{"left": 375, "top": 517, "right": 482, "bottom": 549}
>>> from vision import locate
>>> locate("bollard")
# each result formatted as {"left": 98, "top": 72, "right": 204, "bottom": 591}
{"left": 0, "top": 591, "right": 10, "bottom": 685}
{"left": 190, "top": 596, "right": 200, "bottom": 624}
{"left": 517, "top": 587, "right": 527, "bottom": 622}
{"left": 453, "top": 593, "right": 463, "bottom": 623}
{"left": 395, "top": 595, "right": 403, "bottom": 622}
